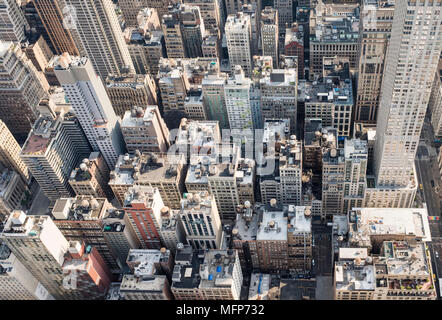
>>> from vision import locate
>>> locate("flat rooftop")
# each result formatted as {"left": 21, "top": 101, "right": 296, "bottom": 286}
{"left": 109, "top": 153, "right": 184, "bottom": 186}
{"left": 120, "top": 274, "right": 168, "bottom": 293}
{"left": 349, "top": 208, "right": 432, "bottom": 243}
{"left": 335, "top": 262, "right": 376, "bottom": 291}
{"left": 52, "top": 196, "right": 107, "bottom": 221}
{"left": 257, "top": 208, "right": 287, "bottom": 241}
{"left": 249, "top": 273, "right": 270, "bottom": 300}
{"left": 199, "top": 250, "right": 238, "bottom": 289}
{"left": 288, "top": 206, "right": 312, "bottom": 234}
{"left": 233, "top": 207, "right": 259, "bottom": 241}
{"left": 126, "top": 249, "right": 171, "bottom": 276}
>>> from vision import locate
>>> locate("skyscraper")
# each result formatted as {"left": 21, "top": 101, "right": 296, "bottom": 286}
{"left": 225, "top": 13, "right": 253, "bottom": 77}
{"left": 180, "top": 5, "right": 206, "bottom": 58}
{"left": 32, "top": 0, "right": 81, "bottom": 55}
{"left": 0, "top": 211, "right": 84, "bottom": 299}
{"left": 368, "top": 0, "right": 442, "bottom": 208}
{"left": 0, "top": 41, "right": 49, "bottom": 143}
{"left": 20, "top": 114, "right": 92, "bottom": 203}
{"left": 0, "top": 120, "right": 30, "bottom": 181}
{"left": 260, "top": 7, "right": 279, "bottom": 68}
{"left": 0, "top": 0, "right": 29, "bottom": 42}
{"left": 54, "top": 55, "right": 126, "bottom": 168}
{"left": 62, "top": 0, "right": 134, "bottom": 79}
{"left": 355, "top": 0, "right": 394, "bottom": 123}
{"left": 0, "top": 243, "right": 53, "bottom": 300}
{"left": 224, "top": 66, "right": 253, "bottom": 130}
{"left": 274, "top": 0, "right": 293, "bottom": 33}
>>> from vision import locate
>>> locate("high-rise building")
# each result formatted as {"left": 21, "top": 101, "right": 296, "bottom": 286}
{"left": 118, "top": 0, "right": 181, "bottom": 25}
{"left": 183, "top": 0, "right": 222, "bottom": 32}
{"left": 22, "top": 35, "right": 54, "bottom": 72}
{"left": 429, "top": 58, "right": 442, "bottom": 139}
{"left": 21, "top": 0, "right": 53, "bottom": 52}
{"left": 54, "top": 55, "right": 126, "bottom": 168}
{"left": 185, "top": 144, "right": 252, "bottom": 221}
{"left": 62, "top": 0, "right": 135, "bottom": 79}
{"left": 334, "top": 208, "right": 436, "bottom": 300}
{"left": 260, "top": 69, "right": 298, "bottom": 133}
{"left": 121, "top": 106, "right": 170, "bottom": 154}
{"left": 274, "top": 0, "right": 293, "bottom": 33}
{"left": 0, "top": 211, "right": 85, "bottom": 299}
{"left": 0, "top": 243, "right": 53, "bottom": 300}
{"left": 123, "top": 186, "right": 165, "bottom": 250}
{"left": 369, "top": 0, "right": 442, "bottom": 208}
{"left": 355, "top": 0, "right": 394, "bottom": 123}
{"left": 260, "top": 7, "right": 278, "bottom": 68}
{"left": 284, "top": 23, "right": 305, "bottom": 79}
{"left": 0, "top": 120, "right": 30, "bottom": 181}
{"left": 180, "top": 5, "right": 206, "bottom": 58}
{"left": 68, "top": 152, "right": 113, "bottom": 201}
{"left": 0, "top": 41, "right": 49, "bottom": 143}
{"left": 259, "top": 119, "right": 303, "bottom": 206}
{"left": 256, "top": 202, "right": 312, "bottom": 273}
{"left": 51, "top": 195, "right": 120, "bottom": 274}
{"left": 309, "top": 1, "right": 360, "bottom": 78}
{"left": 180, "top": 191, "right": 222, "bottom": 249}
{"left": 224, "top": 66, "right": 253, "bottom": 130}
{"left": 105, "top": 73, "right": 158, "bottom": 118}
{"left": 158, "top": 58, "right": 191, "bottom": 126}
{"left": 62, "top": 241, "right": 112, "bottom": 300}
{"left": 304, "top": 57, "right": 353, "bottom": 138}
{"left": 342, "top": 139, "right": 368, "bottom": 214}
{"left": 123, "top": 8, "right": 164, "bottom": 76}
{"left": 120, "top": 248, "right": 174, "bottom": 300}
{"left": 202, "top": 34, "right": 219, "bottom": 59}
{"left": 20, "top": 114, "right": 92, "bottom": 203}
{"left": 109, "top": 152, "right": 187, "bottom": 209}
{"left": 171, "top": 246, "right": 243, "bottom": 300}
{"left": 158, "top": 206, "right": 187, "bottom": 252}
{"left": 0, "top": 168, "right": 28, "bottom": 221}
{"left": 101, "top": 209, "right": 140, "bottom": 270}
{"left": 202, "top": 63, "right": 229, "bottom": 129}
{"left": 32, "top": 0, "right": 81, "bottom": 55}
{"left": 225, "top": 13, "right": 253, "bottom": 77}
{"left": 162, "top": 13, "right": 186, "bottom": 59}
{"left": 321, "top": 128, "right": 344, "bottom": 218}
{"left": 184, "top": 91, "right": 206, "bottom": 121}
{"left": 0, "top": 0, "right": 29, "bottom": 42}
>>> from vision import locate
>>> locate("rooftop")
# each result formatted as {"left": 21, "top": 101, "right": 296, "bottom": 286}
{"left": 335, "top": 261, "right": 376, "bottom": 291}
{"left": 126, "top": 249, "right": 171, "bottom": 277}
{"left": 1, "top": 212, "right": 51, "bottom": 238}
{"left": 257, "top": 207, "right": 287, "bottom": 241}
{"left": 52, "top": 196, "right": 107, "bottom": 221}
{"left": 124, "top": 185, "right": 157, "bottom": 208}
{"left": 181, "top": 191, "right": 214, "bottom": 212}
{"left": 109, "top": 152, "right": 184, "bottom": 187}
{"left": 348, "top": 208, "right": 432, "bottom": 246}
{"left": 120, "top": 274, "right": 168, "bottom": 293}
{"left": 310, "top": 2, "right": 360, "bottom": 43}
{"left": 186, "top": 144, "right": 240, "bottom": 184}
{"left": 304, "top": 74, "right": 353, "bottom": 105}
{"left": 248, "top": 273, "right": 271, "bottom": 300}
{"left": 172, "top": 245, "right": 204, "bottom": 289}
{"left": 21, "top": 116, "right": 62, "bottom": 156}
{"left": 232, "top": 205, "right": 259, "bottom": 241}
{"left": 176, "top": 118, "right": 220, "bottom": 153}
{"left": 121, "top": 105, "right": 160, "bottom": 128}
{"left": 199, "top": 249, "right": 238, "bottom": 289}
